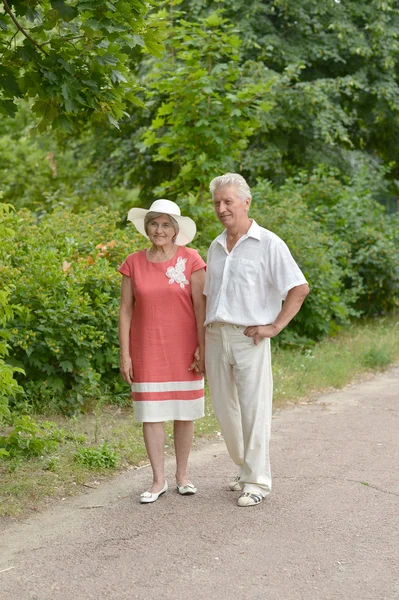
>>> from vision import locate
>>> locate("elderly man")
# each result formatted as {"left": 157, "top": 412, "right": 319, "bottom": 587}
{"left": 204, "top": 173, "right": 309, "bottom": 507}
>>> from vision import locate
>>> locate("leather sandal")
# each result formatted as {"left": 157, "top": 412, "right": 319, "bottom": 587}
{"left": 229, "top": 475, "right": 242, "bottom": 491}
{"left": 237, "top": 492, "right": 263, "bottom": 507}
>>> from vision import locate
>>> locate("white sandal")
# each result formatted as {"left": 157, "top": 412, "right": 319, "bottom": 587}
{"left": 139, "top": 481, "right": 168, "bottom": 504}
{"left": 177, "top": 481, "right": 197, "bottom": 495}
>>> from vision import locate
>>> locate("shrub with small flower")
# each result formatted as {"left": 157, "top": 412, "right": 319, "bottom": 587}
{"left": 0, "top": 206, "right": 145, "bottom": 414}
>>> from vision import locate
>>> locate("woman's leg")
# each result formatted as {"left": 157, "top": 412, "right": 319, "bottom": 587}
{"left": 142, "top": 422, "right": 166, "bottom": 493}
{"left": 174, "top": 420, "right": 194, "bottom": 486}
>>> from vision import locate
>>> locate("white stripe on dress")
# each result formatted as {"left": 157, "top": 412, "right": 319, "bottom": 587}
{"left": 133, "top": 398, "right": 205, "bottom": 423}
{"left": 131, "top": 379, "right": 204, "bottom": 392}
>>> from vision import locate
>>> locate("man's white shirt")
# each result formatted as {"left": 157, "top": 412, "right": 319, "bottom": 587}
{"left": 204, "top": 219, "right": 308, "bottom": 326}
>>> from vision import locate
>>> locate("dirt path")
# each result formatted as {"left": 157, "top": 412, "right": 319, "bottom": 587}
{"left": 1, "top": 367, "right": 398, "bottom": 600}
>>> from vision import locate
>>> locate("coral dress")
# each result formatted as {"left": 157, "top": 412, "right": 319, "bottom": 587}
{"left": 118, "top": 246, "right": 206, "bottom": 423}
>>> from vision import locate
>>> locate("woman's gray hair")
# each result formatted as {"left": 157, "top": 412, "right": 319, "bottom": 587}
{"left": 209, "top": 173, "right": 252, "bottom": 202}
{"left": 144, "top": 211, "right": 180, "bottom": 240}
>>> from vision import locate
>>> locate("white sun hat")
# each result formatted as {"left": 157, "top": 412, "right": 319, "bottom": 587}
{"left": 127, "top": 199, "right": 197, "bottom": 246}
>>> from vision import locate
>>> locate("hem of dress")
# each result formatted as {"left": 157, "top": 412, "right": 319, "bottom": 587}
{"left": 133, "top": 398, "right": 204, "bottom": 423}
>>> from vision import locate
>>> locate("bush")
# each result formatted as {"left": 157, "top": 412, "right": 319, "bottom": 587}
{"left": 289, "top": 167, "right": 399, "bottom": 316}
{"left": 0, "top": 415, "right": 61, "bottom": 458}
{"left": 0, "top": 205, "right": 25, "bottom": 423}
{"left": 1, "top": 164, "right": 397, "bottom": 413}
{"left": 1, "top": 206, "right": 145, "bottom": 414}
{"left": 74, "top": 443, "right": 119, "bottom": 469}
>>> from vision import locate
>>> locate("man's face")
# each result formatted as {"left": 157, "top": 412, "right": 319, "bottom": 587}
{"left": 213, "top": 185, "right": 250, "bottom": 229}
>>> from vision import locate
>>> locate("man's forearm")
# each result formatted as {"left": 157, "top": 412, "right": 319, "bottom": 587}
{"left": 273, "top": 284, "right": 309, "bottom": 333}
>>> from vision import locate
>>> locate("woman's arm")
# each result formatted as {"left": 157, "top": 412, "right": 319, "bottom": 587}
{"left": 190, "top": 268, "right": 206, "bottom": 374}
{"left": 119, "top": 275, "right": 134, "bottom": 384}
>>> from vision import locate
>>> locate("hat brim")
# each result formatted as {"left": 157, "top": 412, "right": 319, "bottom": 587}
{"left": 127, "top": 208, "right": 197, "bottom": 246}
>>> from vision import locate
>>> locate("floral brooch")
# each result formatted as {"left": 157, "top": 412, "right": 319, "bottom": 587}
{"left": 166, "top": 256, "right": 189, "bottom": 289}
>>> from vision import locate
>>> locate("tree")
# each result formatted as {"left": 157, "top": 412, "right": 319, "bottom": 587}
{"left": 77, "top": 0, "right": 399, "bottom": 201}
{"left": 0, "top": 0, "right": 165, "bottom": 131}
{"left": 138, "top": 10, "right": 276, "bottom": 201}
{"left": 219, "top": 0, "right": 399, "bottom": 183}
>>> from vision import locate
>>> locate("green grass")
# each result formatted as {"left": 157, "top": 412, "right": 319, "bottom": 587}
{"left": 0, "top": 314, "right": 398, "bottom": 518}
{"left": 272, "top": 315, "right": 399, "bottom": 405}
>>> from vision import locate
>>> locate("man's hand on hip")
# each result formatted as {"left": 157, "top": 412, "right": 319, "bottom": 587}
{"left": 244, "top": 324, "right": 281, "bottom": 345}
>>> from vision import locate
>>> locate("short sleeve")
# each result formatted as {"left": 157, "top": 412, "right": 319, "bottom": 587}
{"left": 118, "top": 254, "right": 133, "bottom": 278}
{"left": 268, "top": 239, "right": 307, "bottom": 300}
{"left": 190, "top": 249, "right": 206, "bottom": 274}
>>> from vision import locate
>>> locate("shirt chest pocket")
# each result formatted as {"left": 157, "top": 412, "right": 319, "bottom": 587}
{"left": 229, "top": 257, "right": 262, "bottom": 296}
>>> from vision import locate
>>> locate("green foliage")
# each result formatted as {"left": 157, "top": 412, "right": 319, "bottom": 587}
{"left": 0, "top": 106, "right": 138, "bottom": 212}
{"left": 1, "top": 205, "right": 145, "bottom": 414}
{"left": 74, "top": 442, "right": 119, "bottom": 468}
{"left": 215, "top": 0, "right": 399, "bottom": 183}
{"left": 0, "top": 0, "right": 165, "bottom": 130}
{"left": 3, "top": 0, "right": 399, "bottom": 212}
{"left": 292, "top": 167, "right": 399, "bottom": 315}
{"left": 0, "top": 204, "right": 25, "bottom": 423}
{"left": 1, "top": 1, "right": 398, "bottom": 414}
{"left": 139, "top": 9, "right": 275, "bottom": 200}
{"left": 361, "top": 348, "right": 393, "bottom": 370}
{"left": 87, "top": 0, "right": 399, "bottom": 201}
{"left": 0, "top": 415, "right": 61, "bottom": 458}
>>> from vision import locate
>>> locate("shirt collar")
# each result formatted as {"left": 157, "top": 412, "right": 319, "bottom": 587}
{"left": 216, "top": 219, "right": 261, "bottom": 248}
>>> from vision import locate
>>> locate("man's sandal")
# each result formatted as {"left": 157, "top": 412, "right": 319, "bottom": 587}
{"left": 229, "top": 475, "right": 242, "bottom": 491}
{"left": 237, "top": 492, "right": 263, "bottom": 507}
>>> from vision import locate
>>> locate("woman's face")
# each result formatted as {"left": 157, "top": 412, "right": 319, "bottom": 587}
{"left": 147, "top": 214, "right": 176, "bottom": 248}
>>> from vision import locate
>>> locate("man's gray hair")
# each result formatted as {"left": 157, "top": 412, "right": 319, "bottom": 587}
{"left": 209, "top": 173, "right": 252, "bottom": 202}
{"left": 144, "top": 212, "right": 180, "bottom": 239}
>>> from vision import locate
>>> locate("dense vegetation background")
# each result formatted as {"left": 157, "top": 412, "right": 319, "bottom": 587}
{"left": 1, "top": 0, "right": 399, "bottom": 424}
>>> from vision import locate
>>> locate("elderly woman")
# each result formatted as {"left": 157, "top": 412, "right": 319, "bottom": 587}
{"left": 118, "top": 199, "right": 206, "bottom": 503}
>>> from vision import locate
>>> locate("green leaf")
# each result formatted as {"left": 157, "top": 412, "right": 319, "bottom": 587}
{"left": 52, "top": 114, "right": 74, "bottom": 133}
{"left": 96, "top": 54, "right": 119, "bottom": 67}
{"left": 158, "top": 102, "right": 175, "bottom": 116}
{"left": 50, "top": 0, "right": 77, "bottom": 21}
{"left": 0, "top": 15, "right": 8, "bottom": 31}
{"left": 110, "top": 70, "right": 127, "bottom": 83}
{"left": 205, "top": 12, "right": 225, "bottom": 27}
{"left": 125, "top": 93, "right": 145, "bottom": 108}
{"left": 125, "top": 34, "right": 145, "bottom": 49}
{"left": 107, "top": 113, "right": 120, "bottom": 129}
{"left": 59, "top": 360, "right": 73, "bottom": 372}
{"left": 0, "top": 100, "right": 17, "bottom": 118}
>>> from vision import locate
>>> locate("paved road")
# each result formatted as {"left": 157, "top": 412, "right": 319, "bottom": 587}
{"left": 1, "top": 367, "right": 398, "bottom": 600}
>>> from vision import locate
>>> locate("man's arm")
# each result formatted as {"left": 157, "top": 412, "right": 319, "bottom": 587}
{"left": 244, "top": 283, "right": 310, "bottom": 345}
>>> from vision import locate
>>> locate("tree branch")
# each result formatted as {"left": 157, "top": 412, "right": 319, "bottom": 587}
{"left": 2, "top": 0, "right": 49, "bottom": 56}
{"left": 39, "top": 35, "right": 84, "bottom": 49}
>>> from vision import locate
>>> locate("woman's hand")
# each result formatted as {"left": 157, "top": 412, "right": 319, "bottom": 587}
{"left": 120, "top": 355, "right": 134, "bottom": 384}
{"left": 189, "top": 346, "right": 205, "bottom": 375}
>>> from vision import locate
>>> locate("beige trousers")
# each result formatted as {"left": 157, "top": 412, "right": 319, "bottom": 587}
{"left": 205, "top": 323, "right": 273, "bottom": 496}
